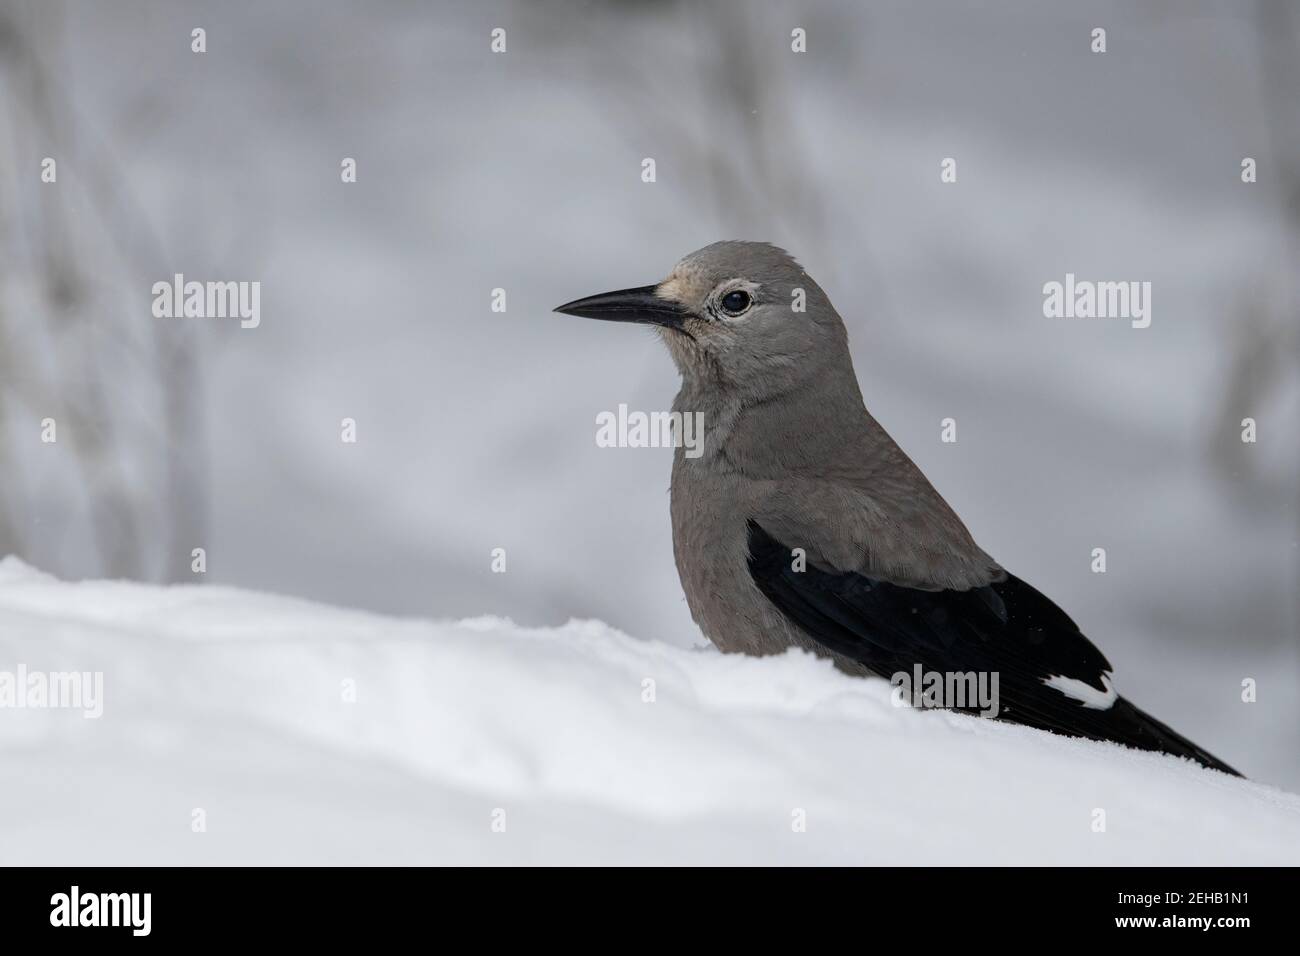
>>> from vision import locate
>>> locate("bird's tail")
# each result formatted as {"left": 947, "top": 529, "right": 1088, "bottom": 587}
{"left": 1111, "top": 697, "right": 1242, "bottom": 777}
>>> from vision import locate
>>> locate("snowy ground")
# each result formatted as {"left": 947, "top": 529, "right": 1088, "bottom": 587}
{"left": 1, "top": 557, "right": 1297, "bottom": 866}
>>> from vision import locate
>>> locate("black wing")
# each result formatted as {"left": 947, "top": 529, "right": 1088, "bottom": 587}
{"left": 747, "top": 520, "right": 1240, "bottom": 775}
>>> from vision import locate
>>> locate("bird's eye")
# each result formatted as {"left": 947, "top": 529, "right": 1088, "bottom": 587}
{"left": 720, "top": 290, "right": 752, "bottom": 315}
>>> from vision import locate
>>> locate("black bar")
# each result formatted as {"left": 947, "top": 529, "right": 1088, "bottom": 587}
{"left": 0, "top": 866, "right": 1285, "bottom": 942}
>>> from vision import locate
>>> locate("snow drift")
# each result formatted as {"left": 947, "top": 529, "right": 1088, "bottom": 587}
{"left": 0, "top": 557, "right": 1296, "bottom": 866}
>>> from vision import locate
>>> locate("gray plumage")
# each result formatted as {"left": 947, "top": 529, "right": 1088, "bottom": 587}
{"left": 556, "top": 241, "right": 1240, "bottom": 775}
{"left": 658, "top": 242, "right": 998, "bottom": 665}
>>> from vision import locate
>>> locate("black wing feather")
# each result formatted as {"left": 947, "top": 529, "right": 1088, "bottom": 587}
{"left": 746, "top": 520, "right": 1241, "bottom": 775}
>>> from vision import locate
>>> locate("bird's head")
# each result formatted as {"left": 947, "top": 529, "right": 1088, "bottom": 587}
{"left": 555, "top": 241, "right": 847, "bottom": 393}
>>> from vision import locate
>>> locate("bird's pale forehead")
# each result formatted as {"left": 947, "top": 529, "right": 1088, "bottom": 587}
{"left": 656, "top": 259, "right": 717, "bottom": 304}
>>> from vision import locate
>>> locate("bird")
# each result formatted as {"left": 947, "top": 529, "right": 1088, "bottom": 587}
{"left": 555, "top": 241, "right": 1241, "bottom": 776}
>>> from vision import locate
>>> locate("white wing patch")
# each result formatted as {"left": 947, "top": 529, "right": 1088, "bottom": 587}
{"left": 1043, "top": 672, "right": 1118, "bottom": 710}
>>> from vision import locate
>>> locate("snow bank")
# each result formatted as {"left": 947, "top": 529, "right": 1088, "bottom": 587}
{"left": 0, "top": 557, "right": 1296, "bottom": 865}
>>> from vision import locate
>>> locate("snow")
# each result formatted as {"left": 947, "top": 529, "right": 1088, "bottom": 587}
{"left": 1, "top": 557, "right": 1296, "bottom": 866}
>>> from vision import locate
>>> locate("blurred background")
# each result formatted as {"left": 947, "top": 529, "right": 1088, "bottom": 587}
{"left": 0, "top": 0, "right": 1296, "bottom": 783}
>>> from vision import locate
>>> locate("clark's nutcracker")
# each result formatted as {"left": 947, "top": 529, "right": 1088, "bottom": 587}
{"left": 556, "top": 241, "right": 1240, "bottom": 776}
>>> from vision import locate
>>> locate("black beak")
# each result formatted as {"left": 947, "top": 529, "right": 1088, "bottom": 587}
{"left": 553, "top": 284, "right": 690, "bottom": 331}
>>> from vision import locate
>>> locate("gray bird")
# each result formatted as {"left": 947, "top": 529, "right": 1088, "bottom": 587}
{"left": 556, "top": 241, "right": 1240, "bottom": 775}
